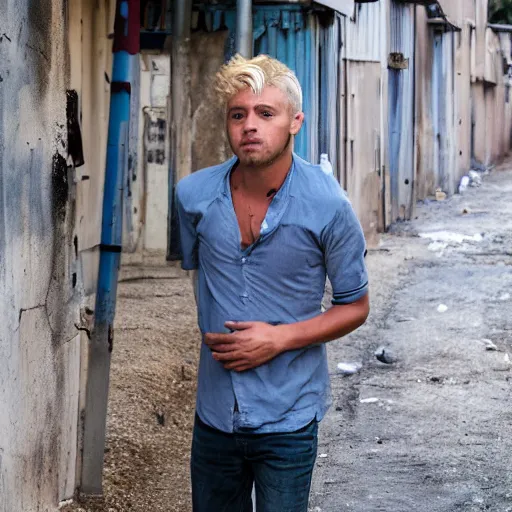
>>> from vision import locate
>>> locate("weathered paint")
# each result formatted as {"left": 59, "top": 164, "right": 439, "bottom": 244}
{"left": 0, "top": 0, "right": 82, "bottom": 509}
{"left": 344, "top": 60, "right": 383, "bottom": 245}
{"left": 388, "top": 0, "right": 415, "bottom": 221}
{"left": 345, "top": 1, "right": 382, "bottom": 62}
{"left": 343, "top": 0, "right": 387, "bottom": 240}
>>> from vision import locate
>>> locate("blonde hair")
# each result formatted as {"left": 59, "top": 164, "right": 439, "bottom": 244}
{"left": 215, "top": 54, "right": 303, "bottom": 113}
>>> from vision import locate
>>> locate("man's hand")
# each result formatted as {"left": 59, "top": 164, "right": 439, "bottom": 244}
{"left": 204, "top": 321, "right": 283, "bottom": 373}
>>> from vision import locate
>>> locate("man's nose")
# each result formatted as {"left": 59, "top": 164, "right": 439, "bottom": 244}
{"left": 242, "top": 112, "right": 258, "bottom": 133}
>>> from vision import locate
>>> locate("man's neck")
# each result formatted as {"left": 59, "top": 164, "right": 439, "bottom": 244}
{"left": 236, "top": 151, "right": 293, "bottom": 199}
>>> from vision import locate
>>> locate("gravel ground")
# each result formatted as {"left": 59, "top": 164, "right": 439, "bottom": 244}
{"left": 65, "top": 160, "right": 512, "bottom": 512}
{"left": 65, "top": 266, "right": 201, "bottom": 512}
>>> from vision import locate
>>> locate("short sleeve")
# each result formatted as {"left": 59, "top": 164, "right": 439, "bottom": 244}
{"left": 175, "top": 185, "right": 199, "bottom": 271}
{"left": 321, "top": 201, "right": 368, "bottom": 305}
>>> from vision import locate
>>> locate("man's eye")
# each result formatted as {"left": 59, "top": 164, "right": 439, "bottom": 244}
{"left": 231, "top": 113, "right": 244, "bottom": 120}
{"left": 261, "top": 111, "right": 273, "bottom": 118}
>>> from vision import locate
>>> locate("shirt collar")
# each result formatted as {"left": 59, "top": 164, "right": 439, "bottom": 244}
{"left": 220, "top": 154, "right": 296, "bottom": 237}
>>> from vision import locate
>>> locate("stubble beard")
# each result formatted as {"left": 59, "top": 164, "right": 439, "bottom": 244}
{"left": 231, "top": 133, "right": 293, "bottom": 169}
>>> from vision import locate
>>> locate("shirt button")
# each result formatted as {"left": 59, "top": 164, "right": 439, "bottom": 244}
{"left": 241, "top": 257, "right": 246, "bottom": 264}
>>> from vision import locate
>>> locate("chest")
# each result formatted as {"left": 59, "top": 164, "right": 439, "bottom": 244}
{"left": 231, "top": 188, "right": 270, "bottom": 249}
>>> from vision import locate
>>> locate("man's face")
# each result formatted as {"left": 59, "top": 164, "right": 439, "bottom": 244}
{"left": 226, "top": 86, "right": 304, "bottom": 168}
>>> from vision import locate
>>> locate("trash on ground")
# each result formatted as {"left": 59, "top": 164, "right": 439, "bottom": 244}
{"left": 396, "top": 316, "right": 416, "bottom": 322}
{"left": 428, "top": 241, "right": 448, "bottom": 253}
{"left": 458, "top": 175, "right": 470, "bottom": 194}
{"left": 469, "top": 170, "right": 482, "bottom": 187}
{"left": 505, "top": 353, "right": 510, "bottom": 365}
{"left": 360, "top": 397, "right": 380, "bottom": 404}
{"left": 483, "top": 339, "right": 498, "bottom": 351}
{"left": 420, "top": 231, "right": 483, "bottom": 244}
{"left": 375, "top": 346, "right": 397, "bottom": 364}
{"left": 319, "top": 153, "right": 334, "bottom": 176}
{"left": 58, "top": 501, "right": 74, "bottom": 510}
{"left": 318, "top": 453, "right": 328, "bottom": 458}
{"left": 499, "top": 293, "right": 510, "bottom": 301}
{"left": 435, "top": 188, "right": 447, "bottom": 201}
{"left": 474, "top": 339, "right": 499, "bottom": 351}
{"left": 461, "top": 206, "right": 471, "bottom": 214}
{"left": 337, "top": 361, "right": 362, "bottom": 375}
{"left": 437, "top": 304, "right": 448, "bottom": 313}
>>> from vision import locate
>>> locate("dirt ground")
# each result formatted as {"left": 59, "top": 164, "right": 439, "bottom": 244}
{"left": 66, "top": 160, "right": 512, "bottom": 512}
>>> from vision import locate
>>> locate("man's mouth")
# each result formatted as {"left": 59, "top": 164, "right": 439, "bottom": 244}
{"left": 241, "top": 140, "right": 262, "bottom": 150}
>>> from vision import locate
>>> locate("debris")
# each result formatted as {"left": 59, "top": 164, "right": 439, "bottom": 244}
{"left": 499, "top": 293, "right": 510, "bottom": 301}
{"left": 505, "top": 353, "right": 511, "bottom": 365}
{"left": 58, "top": 501, "right": 74, "bottom": 510}
{"left": 474, "top": 339, "right": 499, "bottom": 351}
{"left": 437, "top": 304, "right": 448, "bottom": 313}
{"left": 396, "top": 316, "right": 416, "bottom": 323}
{"left": 462, "top": 206, "right": 471, "bottom": 214}
{"left": 458, "top": 175, "right": 470, "bottom": 194}
{"left": 319, "top": 153, "right": 334, "bottom": 176}
{"left": 337, "top": 361, "right": 362, "bottom": 375}
{"left": 404, "top": 255, "right": 414, "bottom": 261}
{"left": 360, "top": 397, "right": 380, "bottom": 404}
{"left": 435, "top": 188, "right": 447, "bottom": 201}
{"left": 155, "top": 411, "right": 165, "bottom": 426}
{"left": 483, "top": 339, "right": 498, "bottom": 351}
{"left": 375, "top": 346, "right": 397, "bottom": 365}
{"left": 469, "top": 170, "right": 482, "bottom": 187}
{"left": 428, "top": 241, "right": 448, "bottom": 253}
{"left": 319, "top": 453, "right": 328, "bottom": 458}
{"left": 419, "top": 231, "right": 483, "bottom": 244}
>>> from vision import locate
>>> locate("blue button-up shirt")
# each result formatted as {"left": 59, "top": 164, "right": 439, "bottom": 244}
{"left": 176, "top": 154, "right": 368, "bottom": 434}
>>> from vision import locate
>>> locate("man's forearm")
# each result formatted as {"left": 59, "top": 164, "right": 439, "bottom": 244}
{"left": 275, "top": 294, "right": 369, "bottom": 352}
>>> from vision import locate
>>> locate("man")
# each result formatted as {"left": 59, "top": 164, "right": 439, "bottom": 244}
{"left": 176, "top": 54, "right": 369, "bottom": 512}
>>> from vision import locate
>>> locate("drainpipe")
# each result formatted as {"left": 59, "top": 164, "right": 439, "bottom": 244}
{"left": 80, "top": 0, "right": 140, "bottom": 495}
{"left": 236, "top": 0, "right": 253, "bottom": 58}
{"left": 167, "top": 0, "right": 193, "bottom": 260}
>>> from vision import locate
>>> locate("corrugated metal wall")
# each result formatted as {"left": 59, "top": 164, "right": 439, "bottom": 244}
{"left": 345, "top": 1, "right": 382, "bottom": 62}
{"left": 200, "top": 5, "right": 342, "bottom": 170}
{"left": 388, "top": 1, "right": 415, "bottom": 221}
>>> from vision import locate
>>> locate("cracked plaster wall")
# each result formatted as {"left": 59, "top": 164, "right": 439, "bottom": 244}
{"left": 0, "top": 0, "right": 83, "bottom": 509}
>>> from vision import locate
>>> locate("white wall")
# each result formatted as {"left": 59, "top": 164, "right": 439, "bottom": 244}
{"left": 124, "top": 53, "right": 170, "bottom": 257}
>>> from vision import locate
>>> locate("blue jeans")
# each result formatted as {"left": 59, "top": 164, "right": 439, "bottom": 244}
{"left": 191, "top": 415, "right": 318, "bottom": 512}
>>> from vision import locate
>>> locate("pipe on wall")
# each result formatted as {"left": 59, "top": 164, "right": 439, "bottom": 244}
{"left": 167, "top": 0, "right": 193, "bottom": 260}
{"left": 236, "top": 0, "right": 253, "bottom": 57}
{"left": 80, "top": 0, "right": 140, "bottom": 495}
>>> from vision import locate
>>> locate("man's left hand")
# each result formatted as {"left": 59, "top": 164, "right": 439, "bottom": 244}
{"left": 204, "top": 321, "right": 284, "bottom": 372}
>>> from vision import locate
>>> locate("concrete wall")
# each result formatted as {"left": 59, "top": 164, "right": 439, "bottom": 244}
{"left": 0, "top": 0, "right": 82, "bottom": 509}
{"left": 189, "top": 31, "right": 232, "bottom": 172}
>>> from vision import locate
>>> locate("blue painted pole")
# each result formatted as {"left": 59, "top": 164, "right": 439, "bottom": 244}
{"left": 81, "top": 0, "right": 139, "bottom": 495}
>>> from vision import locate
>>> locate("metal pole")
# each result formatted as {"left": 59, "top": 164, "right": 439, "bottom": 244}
{"left": 80, "top": 0, "right": 140, "bottom": 495}
{"left": 236, "top": 0, "right": 253, "bottom": 58}
{"left": 167, "top": 0, "right": 193, "bottom": 260}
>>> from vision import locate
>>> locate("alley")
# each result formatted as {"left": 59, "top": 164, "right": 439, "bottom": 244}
{"left": 70, "top": 161, "right": 512, "bottom": 512}
{"left": 311, "top": 161, "right": 512, "bottom": 512}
